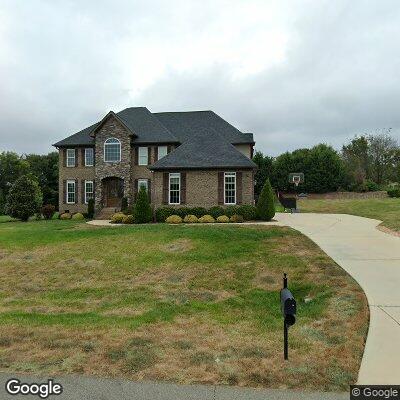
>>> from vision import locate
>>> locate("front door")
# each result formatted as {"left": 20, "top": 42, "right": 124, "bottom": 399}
{"left": 104, "top": 178, "right": 123, "bottom": 208}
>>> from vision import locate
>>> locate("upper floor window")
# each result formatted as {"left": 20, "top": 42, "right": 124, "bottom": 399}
{"left": 224, "top": 172, "right": 236, "bottom": 205}
{"left": 85, "top": 148, "right": 94, "bottom": 166}
{"left": 66, "top": 149, "right": 75, "bottom": 167}
{"left": 104, "top": 138, "right": 121, "bottom": 163}
{"left": 158, "top": 146, "right": 168, "bottom": 160}
{"left": 138, "top": 147, "right": 148, "bottom": 165}
{"left": 169, "top": 173, "right": 180, "bottom": 205}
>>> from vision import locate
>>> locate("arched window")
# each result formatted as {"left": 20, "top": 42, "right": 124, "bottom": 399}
{"left": 104, "top": 138, "right": 121, "bottom": 162}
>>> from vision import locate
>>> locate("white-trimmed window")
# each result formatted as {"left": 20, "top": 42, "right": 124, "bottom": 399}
{"left": 104, "top": 138, "right": 121, "bottom": 162}
{"left": 169, "top": 173, "right": 180, "bottom": 204}
{"left": 66, "top": 149, "right": 75, "bottom": 167}
{"left": 224, "top": 172, "right": 236, "bottom": 205}
{"left": 85, "top": 180, "right": 94, "bottom": 204}
{"left": 85, "top": 148, "right": 94, "bottom": 166}
{"left": 138, "top": 179, "right": 148, "bottom": 192}
{"left": 66, "top": 180, "right": 76, "bottom": 204}
{"left": 158, "top": 145, "right": 168, "bottom": 160}
{"left": 138, "top": 147, "right": 148, "bottom": 165}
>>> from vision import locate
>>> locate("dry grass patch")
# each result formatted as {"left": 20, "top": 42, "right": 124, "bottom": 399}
{"left": 0, "top": 220, "right": 368, "bottom": 391}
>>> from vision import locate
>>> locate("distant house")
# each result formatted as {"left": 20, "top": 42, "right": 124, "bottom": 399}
{"left": 53, "top": 107, "right": 256, "bottom": 216}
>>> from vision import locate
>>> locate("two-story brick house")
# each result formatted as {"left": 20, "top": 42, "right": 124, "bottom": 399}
{"left": 53, "top": 107, "right": 257, "bottom": 216}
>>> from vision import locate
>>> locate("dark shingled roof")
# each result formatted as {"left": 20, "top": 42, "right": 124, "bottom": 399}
{"left": 153, "top": 111, "right": 252, "bottom": 144}
{"left": 150, "top": 130, "right": 257, "bottom": 170}
{"left": 53, "top": 107, "right": 256, "bottom": 169}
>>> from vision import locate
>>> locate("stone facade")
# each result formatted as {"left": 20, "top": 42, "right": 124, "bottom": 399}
{"left": 94, "top": 116, "right": 132, "bottom": 212}
{"left": 58, "top": 114, "right": 254, "bottom": 214}
{"left": 152, "top": 169, "right": 254, "bottom": 208}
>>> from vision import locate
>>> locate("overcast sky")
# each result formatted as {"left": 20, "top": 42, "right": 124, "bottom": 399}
{"left": 1, "top": 0, "right": 400, "bottom": 156}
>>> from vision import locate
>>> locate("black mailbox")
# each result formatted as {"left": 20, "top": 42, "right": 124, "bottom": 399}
{"left": 280, "top": 288, "right": 296, "bottom": 326}
{"left": 280, "top": 273, "right": 297, "bottom": 360}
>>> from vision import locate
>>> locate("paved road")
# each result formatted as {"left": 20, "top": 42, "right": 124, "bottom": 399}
{"left": 275, "top": 213, "right": 400, "bottom": 384}
{"left": 0, "top": 373, "right": 348, "bottom": 400}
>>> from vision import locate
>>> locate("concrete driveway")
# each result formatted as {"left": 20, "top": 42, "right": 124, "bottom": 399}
{"left": 275, "top": 212, "right": 400, "bottom": 384}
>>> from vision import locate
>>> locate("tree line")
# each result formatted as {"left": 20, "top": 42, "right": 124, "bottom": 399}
{"left": 253, "top": 131, "right": 400, "bottom": 196}
{"left": 0, "top": 152, "right": 58, "bottom": 214}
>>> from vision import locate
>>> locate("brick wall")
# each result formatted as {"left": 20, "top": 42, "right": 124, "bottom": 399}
{"left": 58, "top": 148, "right": 95, "bottom": 214}
{"left": 152, "top": 169, "right": 254, "bottom": 208}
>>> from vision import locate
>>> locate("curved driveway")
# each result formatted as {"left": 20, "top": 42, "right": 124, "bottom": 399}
{"left": 275, "top": 213, "right": 400, "bottom": 384}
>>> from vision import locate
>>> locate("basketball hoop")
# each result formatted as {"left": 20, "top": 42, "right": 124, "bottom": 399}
{"left": 293, "top": 176, "right": 301, "bottom": 187}
{"left": 288, "top": 172, "right": 304, "bottom": 188}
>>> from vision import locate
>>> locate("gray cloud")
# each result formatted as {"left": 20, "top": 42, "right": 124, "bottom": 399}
{"left": 0, "top": 0, "right": 399, "bottom": 156}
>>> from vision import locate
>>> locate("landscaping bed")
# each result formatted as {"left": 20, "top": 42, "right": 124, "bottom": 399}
{"left": 0, "top": 220, "right": 368, "bottom": 391}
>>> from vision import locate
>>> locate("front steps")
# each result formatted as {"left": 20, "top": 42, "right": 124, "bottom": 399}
{"left": 96, "top": 207, "right": 119, "bottom": 220}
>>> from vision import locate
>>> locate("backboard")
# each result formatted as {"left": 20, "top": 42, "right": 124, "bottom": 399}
{"left": 288, "top": 173, "right": 304, "bottom": 187}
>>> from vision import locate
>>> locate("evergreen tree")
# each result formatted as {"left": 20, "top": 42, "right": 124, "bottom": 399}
{"left": 5, "top": 175, "right": 42, "bottom": 221}
{"left": 256, "top": 179, "right": 275, "bottom": 221}
{"left": 133, "top": 186, "right": 152, "bottom": 223}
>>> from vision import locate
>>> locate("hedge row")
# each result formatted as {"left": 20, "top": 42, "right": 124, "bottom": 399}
{"left": 155, "top": 205, "right": 257, "bottom": 222}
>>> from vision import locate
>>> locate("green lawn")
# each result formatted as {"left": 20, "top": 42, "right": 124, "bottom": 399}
{"left": 299, "top": 197, "right": 400, "bottom": 232}
{"left": 0, "top": 220, "right": 368, "bottom": 391}
{"left": 0, "top": 216, "right": 15, "bottom": 223}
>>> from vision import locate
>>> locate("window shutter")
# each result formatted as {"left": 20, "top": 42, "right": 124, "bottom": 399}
{"left": 180, "top": 172, "right": 186, "bottom": 204}
{"left": 236, "top": 172, "right": 242, "bottom": 204}
{"left": 74, "top": 149, "right": 78, "bottom": 167}
{"left": 81, "top": 149, "right": 85, "bottom": 166}
{"left": 148, "top": 179, "right": 152, "bottom": 203}
{"left": 75, "top": 179, "right": 78, "bottom": 204}
{"left": 154, "top": 146, "right": 158, "bottom": 161}
{"left": 167, "top": 145, "right": 171, "bottom": 154}
{"left": 63, "top": 180, "right": 66, "bottom": 204}
{"left": 147, "top": 147, "right": 151, "bottom": 165}
{"left": 135, "top": 147, "right": 139, "bottom": 165}
{"left": 134, "top": 179, "right": 138, "bottom": 201}
{"left": 218, "top": 172, "right": 224, "bottom": 205}
{"left": 162, "top": 173, "right": 169, "bottom": 204}
{"left": 62, "top": 149, "right": 66, "bottom": 167}
{"left": 81, "top": 180, "right": 85, "bottom": 204}
{"left": 93, "top": 180, "right": 96, "bottom": 204}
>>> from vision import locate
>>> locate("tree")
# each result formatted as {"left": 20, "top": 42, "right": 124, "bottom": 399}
{"left": 133, "top": 186, "right": 152, "bottom": 223}
{"left": 342, "top": 136, "right": 370, "bottom": 185}
{"left": 256, "top": 179, "right": 275, "bottom": 221}
{"left": 25, "top": 152, "right": 59, "bottom": 207}
{"left": 252, "top": 151, "right": 274, "bottom": 198}
{"left": 0, "top": 152, "right": 30, "bottom": 214}
{"left": 5, "top": 175, "right": 42, "bottom": 221}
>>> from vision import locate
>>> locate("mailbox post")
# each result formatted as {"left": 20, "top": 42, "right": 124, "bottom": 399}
{"left": 280, "top": 273, "right": 296, "bottom": 360}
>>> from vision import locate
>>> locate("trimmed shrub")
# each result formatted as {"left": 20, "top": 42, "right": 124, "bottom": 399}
{"left": 208, "top": 206, "right": 224, "bottom": 219}
{"left": 365, "top": 180, "right": 379, "bottom": 192}
{"left": 217, "top": 215, "right": 230, "bottom": 223}
{"left": 133, "top": 186, "right": 152, "bottom": 224}
{"left": 237, "top": 205, "right": 257, "bottom": 221}
{"left": 72, "top": 212, "right": 85, "bottom": 220}
{"left": 198, "top": 215, "right": 215, "bottom": 223}
{"left": 52, "top": 212, "right": 60, "bottom": 220}
{"left": 87, "top": 198, "right": 95, "bottom": 219}
{"left": 184, "top": 214, "right": 198, "bottom": 223}
{"left": 121, "top": 197, "right": 129, "bottom": 213}
{"left": 256, "top": 179, "right": 275, "bottom": 221}
{"left": 111, "top": 212, "right": 125, "bottom": 224}
{"left": 189, "top": 207, "right": 208, "bottom": 218}
{"left": 166, "top": 215, "right": 182, "bottom": 224}
{"left": 230, "top": 214, "right": 244, "bottom": 223}
{"left": 5, "top": 175, "right": 43, "bottom": 222}
{"left": 42, "top": 204, "right": 55, "bottom": 220}
{"left": 155, "top": 207, "right": 175, "bottom": 222}
{"left": 387, "top": 188, "right": 400, "bottom": 198}
{"left": 174, "top": 207, "right": 190, "bottom": 218}
{"left": 122, "top": 214, "right": 135, "bottom": 224}
{"left": 60, "top": 212, "right": 72, "bottom": 220}
{"left": 224, "top": 205, "right": 239, "bottom": 217}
